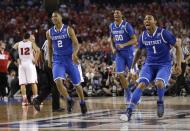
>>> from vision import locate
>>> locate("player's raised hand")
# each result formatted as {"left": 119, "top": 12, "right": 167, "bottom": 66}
{"left": 72, "top": 53, "right": 79, "bottom": 65}
{"left": 116, "top": 44, "right": 125, "bottom": 49}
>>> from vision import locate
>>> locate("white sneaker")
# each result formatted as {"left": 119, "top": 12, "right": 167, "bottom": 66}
{"left": 120, "top": 114, "right": 129, "bottom": 122}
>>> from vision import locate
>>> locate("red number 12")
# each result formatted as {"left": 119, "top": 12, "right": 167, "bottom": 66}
{"left": 21, "top": 48, "right": 30, "bottom": 55}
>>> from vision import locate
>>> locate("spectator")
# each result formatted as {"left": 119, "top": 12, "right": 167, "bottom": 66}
{"left": 0, "top": 41, "right": 11, "bottom": 99}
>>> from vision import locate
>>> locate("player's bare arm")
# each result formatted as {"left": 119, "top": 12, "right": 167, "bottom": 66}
{"left": 173, "top": 38, "right": 182, "bottom": 75}
{"left": 117, "top": 35, "right": 137, "bottom": 49}
{"left": 131, "top": 48, "right": 143, "bottom": 69}
{"left": 68, "top": 26, "right": 79, "bottom": 65}
{"left": 110, "top": 37, "right": 116, "bottom": 54}
{"left": 32, "top": 42, "right": 40, "bottom": 64}
{"left": 13, "top": 42, "right": 19, "bottom": 50}
{"left": 46, "top": 31, "right": 53, "bottom": 68}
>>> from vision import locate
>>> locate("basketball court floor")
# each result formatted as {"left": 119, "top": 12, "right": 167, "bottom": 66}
{"left": 0, "top": 96, "right": 190, "bottom": 131}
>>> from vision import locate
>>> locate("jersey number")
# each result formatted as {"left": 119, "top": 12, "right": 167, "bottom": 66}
{"left": 57, "top": 40, "right": 63, "bottom": 48}
{"left": 152, "top": 46, "right": 157, "bottom": 54}
{"left": 21, "top": 48, "right": 30, "bottom": 55}
{"left": 115, "top": 35, "right": 123, "bottom": 41}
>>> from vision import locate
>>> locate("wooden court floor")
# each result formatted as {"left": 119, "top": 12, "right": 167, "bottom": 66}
{"left": 0, "top": 96, "right": 190, "bottom": 131}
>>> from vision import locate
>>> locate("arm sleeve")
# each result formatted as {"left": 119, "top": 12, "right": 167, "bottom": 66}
{"left": 162, "top": 29, "right": 176, "bottom": 46}
{"left": 125, "top": 23, "right": 135, "bottom": 37}
{"left": 138, "top": 34, "right": 145, "bottom": 49}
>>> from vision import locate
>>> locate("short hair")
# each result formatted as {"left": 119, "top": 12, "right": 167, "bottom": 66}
{"left": 23, "top": 29, "right": 30, "bottom": 39}
{"left": 52, "top": 10, "right": 62, "bottom": 17}
{"left": 145, "top": 14, "right": 158, "bottom": 21}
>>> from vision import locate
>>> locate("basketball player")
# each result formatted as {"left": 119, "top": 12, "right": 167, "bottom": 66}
{"left": 109, "top": 10, "right": 137, "bottom": 103}
{"left": 13, "top": 33, "right": 40, "bottom": 106}
{"left": 47, "top": 11, "right": 87, "bottom": 114}
{"left": 120, "top": 15, "right": 182, "bottom": 121}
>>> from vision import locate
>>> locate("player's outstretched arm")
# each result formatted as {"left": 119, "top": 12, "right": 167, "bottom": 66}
{"left": 46, "top": 31, "right": 53, "bottom": 68}
{"left": 131, "top": 48, "right": 143, "bottom": 69}
{"left": 68, "top": 26, "right": 79, "bottom": 64}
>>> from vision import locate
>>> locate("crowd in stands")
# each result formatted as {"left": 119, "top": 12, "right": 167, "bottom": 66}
{"left": 0, "top": 0, "right": 189, "bottom": 99}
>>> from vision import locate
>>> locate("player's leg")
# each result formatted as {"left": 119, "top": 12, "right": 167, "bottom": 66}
{"left": 115, "top": 54, "right": 131, "bottom": 103}
{"left": 124, "top": 53, "right": 136, "bottom": 104}
{"left": 120, "top": 64, "right": 153, "bottom": 121}
{"left": 18, "top": 64, "right": 28, "bottom": 106}
{"left": 20, "top": 84, "right": 28, "bottom": 106}
{"left": 67, "top": 64, "right": 87, "bottom": 114}
{"left": 53, "top": 63, "right": 73, "bottom": 113}
{"left": 26, "top": 64, "right": 38, "bottom": 100}
{"left": 155, "top": 64, "right": 172, "bottom": 117}
{"left": 31, "top": 83, "right": 38, "bottom": 98}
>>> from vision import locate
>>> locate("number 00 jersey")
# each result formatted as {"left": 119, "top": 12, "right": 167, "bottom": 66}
{"left": 18, "top": 40, "right": 34, "bottom": 62}
{"left": 109, "top": 20, "right": 135, "bottom": 53}
{"left": 138, "top": 27, "right": 176, "bottom": 65}
{"left": 49, "top": 24, "right": 73, "bottom": 63}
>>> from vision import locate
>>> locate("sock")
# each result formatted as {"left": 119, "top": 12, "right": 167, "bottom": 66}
{"left": 128, "top": 88, "right": 142, "bottom": 109}
{"left": 67, "top": 96, "right": 71, "bottom": 101}
{"left": 32, "top": 95, "right": 38, "bottom": 99}
{"left": 80, "top": 100, "right": 85, "bottom": 104}
{"left": 124, "top": 88, "right": 132, "bottom": 101}
{"left": 157, "top": 87, "right": 164, "bottom": 102}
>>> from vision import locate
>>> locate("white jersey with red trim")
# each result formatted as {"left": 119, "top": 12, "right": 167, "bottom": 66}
{"left": 18, "top": 40, "right": 34, "bottom": 62}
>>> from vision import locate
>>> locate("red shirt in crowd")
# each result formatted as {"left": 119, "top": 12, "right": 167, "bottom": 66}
{"left": 0, "top": 50, "right": 11, "bottom": 73}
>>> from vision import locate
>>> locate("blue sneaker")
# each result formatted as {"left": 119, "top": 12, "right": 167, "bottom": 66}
{"left": 80, "top": 102, "right": 87, "bottom": 115}
{"left": 67, "top": 99, "right": 74, "bottom": 113}
{"left": 120, "top": 108, "right": 133, "bottom": 121}
{"left": 157, "top": 100, "right": 164, "bottom": 117}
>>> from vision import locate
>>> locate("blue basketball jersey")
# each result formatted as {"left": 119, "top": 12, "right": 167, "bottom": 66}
{"left": 49, "top": 24, "right": 73, "bottom": 63}
{"left": 109, "top": 20, "right": 135, "bottom": 53}
{"left": 138, "top": 27, "right": 176, "bottom": 65}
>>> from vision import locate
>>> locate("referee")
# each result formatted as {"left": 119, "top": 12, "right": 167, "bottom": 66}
{"left": 33, "top": 40, "right": 64, "bottom": 112}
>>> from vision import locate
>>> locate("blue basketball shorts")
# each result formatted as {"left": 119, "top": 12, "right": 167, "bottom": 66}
{"left": 115, "top": 51, "right": 133, "bottom": 73}
{"left": 137, "top": 63, "right": 172, "bottom": 86}
{"left": 52, "top": 61, "right": 82, "bottom": 86}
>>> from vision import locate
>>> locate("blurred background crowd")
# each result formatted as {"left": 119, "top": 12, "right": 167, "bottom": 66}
{"left": 0, "top": 0, "right": 189, "bottom": 99}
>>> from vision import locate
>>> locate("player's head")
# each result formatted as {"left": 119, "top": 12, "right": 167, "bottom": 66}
{"left": 51, "top": 11, "right": 62, "bottom": 25}
{"left": 114, "top": 10, "right": 123, "bottom": 22}
{"left": 23, "top": 32, "right": 30, "bottom": 40}
{"left": 144, "top": 15, "right": 157, "bottom": 30}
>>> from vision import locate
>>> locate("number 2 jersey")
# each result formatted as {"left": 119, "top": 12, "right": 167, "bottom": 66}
{"left": 49, "top": 24, "right": 73, "bottom": 63}
{"left": 18, "top": 40, "right": 34, "bottom": 63}
{"left": 109, "top": 20, "right": 135, "bottom": 54}
{"left": 138, "top": 27, "right": 176, "bottom": 65}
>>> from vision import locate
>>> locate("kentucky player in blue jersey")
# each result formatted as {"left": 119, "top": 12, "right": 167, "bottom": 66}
{"left": 109, "top": 10, "right": 137, "bottom": 104}
{"left": 46, "top": 11, "right": 87, "bottom": 114}
{"left": 120, "top": 15, "right": 182, "bottom": 121}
